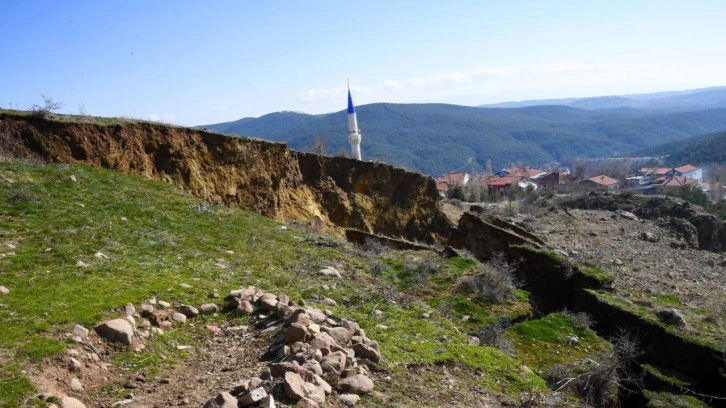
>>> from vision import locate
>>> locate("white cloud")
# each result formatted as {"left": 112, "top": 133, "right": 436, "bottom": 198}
{"left": 296, "top": 61, "right": 650, "bottom": 104}
{"left": 147, "top": 113, "right": 160, "bottom": 121}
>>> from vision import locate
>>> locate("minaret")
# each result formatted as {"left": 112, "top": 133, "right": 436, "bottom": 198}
{"left": 347, "top": 82, "right": 362, "bottom": 160}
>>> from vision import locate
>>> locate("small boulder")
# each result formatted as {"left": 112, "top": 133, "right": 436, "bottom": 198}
{"left": 656, "top": 308, "right": 686, "bottom": 327}
{"left": 238, "top": 387, "right": 267, "bottom": 407}
{"left": 338, "top": 374, "right": 374, "bottom": 395}
{"left": 235, "top": 300, "right": 255, "bottom": 315}
{"left": 319, "top": 266, "right": 342, "bottom": 278}
{"left": 339, "top": 393, "right": 361, "bottom": 406}
{"left": 297, "top": 397, "right": 319, "bottom": 408}
{"left": 321, "top": 297, "right": 337, "bottom": 306}
{"left": 94, "top": 319, "right": 134, "bottom": 344}
{"left": 172, "top": 312, "right": 187, "bottom": 323}
{"left": 70, "top": 377, "right": 84, "bottom": 392}
{"left": 283, "top": 371, "right": 306, "bottom": 400}
{"left": 71, "top": 324, "right": 89, "bottom": 339}
{"left": 199, "top": 303, "right": 218, "bottom": 314}
{"left": 0, "top": 286, "right": 10, "bottom": 295}
{"left": 284, "top": 324, "right": 308, "bottom": 343}
{"left": 177, "top": 305, "right": 199, "bottom": 318}
{"left": 352, "top": 342, "right": 381, "bottom": 362}
{"left": 641, "top": 231, "right": 659, "bottom": 243}
{"left": 203, "top": 392, "right": 238, "bottom": 408}
{"left": 68, "top": 358, "right": 82, "bottom": 373}
{"left": 59, "top": 396, "right": 86, "bottom": 408}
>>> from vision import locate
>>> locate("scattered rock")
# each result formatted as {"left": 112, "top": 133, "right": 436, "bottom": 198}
{"left": 203, "top": 392, "right": 238, "bottom": 408}
{"left": 200, "top": 303, "right": 219, "bottom": 314}
{"left": 235, "top": 300, "right": 255, "bottom": 315}
{"left": 71, "top": 324, "right": 88, "bottom": 339}
{"left": 172, "top": 312, "right": 187, "bottom": 323}
{"left": 338, "top": 393, "right": 361, "bottom": 406}
{"left": 283, "top": 371, "right": 307, "bottom": 400}
{"left": 338, "top": 374, "right": 374, "bottom": 394}
{"left": 179, "top": 282, "right": 192, "bottom": 289}
{"left": 567, "top": 335, "right": 579, "bottom": 346}
{"left": 468, "top": 336, "right": 480, "bottom": 346}
{"left": 352, "top": 342, "right": 380, "bottom": 362}
{"left": 59, "top": 396, "right": 86, "bottom": 408}
{"left": 68, "top": 357, "right": 82, "bottom": 373}
{"left": 239, "top": 387, "right": 267, "bottom": 407}
{"left": 297, "top": 397, "right": 319, "bottom": 408}
{"left": 94, "top": 319, "right": 134, "bottom": 344}
{"left": 640, "top": 231, "right": 659, "bottom": 242}
{"left": 319, "top": 267, "right": 342, "bottom": 278}
{"left": 619, "top": 211, "right": 639, "bottom": 221}
{"left": 321, "top": 297, "right": 337, "bottom": 307}
{"left": 157, "top": 300, "right": 171, "bottom": 308}
{"left": 656, "top": 308, "right": 687, "bottom": 327}
{"left": 70, "top": 377, "right": 84, "bottom": 392}
{"left": 76, "top": 260, "right": 89, "bottom": 268}
{"left": 123, "top": 303, "right": 135, "bottom": 316}
{"left": 177, "top": 305, "right": 199, "bottom": 318}
{"left": 0, "top": 286, "right": 9, "bottom": 295}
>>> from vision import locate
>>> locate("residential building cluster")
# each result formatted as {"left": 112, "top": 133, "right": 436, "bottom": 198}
{"left": 435, "top": 164, "right": 705, "bottom": 199}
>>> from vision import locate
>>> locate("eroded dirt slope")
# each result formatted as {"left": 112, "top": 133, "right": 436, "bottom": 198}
{"left": 0, "top": 113, "right": 450, "bottom": 244}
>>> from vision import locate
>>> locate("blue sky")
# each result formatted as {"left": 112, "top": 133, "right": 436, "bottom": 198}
{"left": 1, "top": 1, "right": 724, "bottom": 125}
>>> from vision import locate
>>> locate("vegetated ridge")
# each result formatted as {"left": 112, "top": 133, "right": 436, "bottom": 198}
{"left": 204, "top": 98, "right": 726, "bottom": 176}
{"left": 0, "top": 111, "right": 450, "bottom": 245}
{"left": 632, "top": 130, "right": 726, "bottom": 166}
{"left": 2, "top": 110, "right": 726, "bottom": 407}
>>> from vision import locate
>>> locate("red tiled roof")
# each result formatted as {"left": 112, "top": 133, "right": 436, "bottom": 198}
{"left": 436, "top": 172, "right": 467, "bottom": 185}
{"left": 675, "top": 164, "right": 699, "bottom": 173}
{"left": 587, "top": 175, "right": 618, "bottom": 186}
{"left": 488, "top": 176, "right": 517, "bottom": 186}
{"left": 655, "top": 176, "right": 699, "bottom": 187}
{"left": 508, "top": 166, "right": 546, "bottom": 178}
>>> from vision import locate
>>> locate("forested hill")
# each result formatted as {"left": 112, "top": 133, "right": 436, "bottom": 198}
{"left": 204, "top": 104, "right": 726, "bottom": 176}
{"left": 633, "top": 130, "right": 726, "bottom": 166}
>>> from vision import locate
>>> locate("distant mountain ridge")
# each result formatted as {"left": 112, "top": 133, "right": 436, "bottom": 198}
{"left": 204, "top": 87, "right": 726, "bottom": 176}
{"left": 480, "top": 86, "right": 726, "bottom": 112}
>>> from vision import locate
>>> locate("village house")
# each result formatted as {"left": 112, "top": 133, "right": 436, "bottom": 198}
{"left": 434, "top": 172, "right": 469, "bottom": 193}
{"left": 585, "top": 175, "right": 619, "bottom": 189}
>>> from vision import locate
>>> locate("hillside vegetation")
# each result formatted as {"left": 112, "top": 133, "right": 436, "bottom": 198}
{"left": 1, "top": 156, "right": 621, "bottom": 407}
{"left": 633, "top": 130, "right": 726, "bottom": 166}
{"left": 205, "top": 103, "right": 726, "bottom": 176}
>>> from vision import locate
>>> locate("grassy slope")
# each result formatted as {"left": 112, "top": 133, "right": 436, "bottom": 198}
{"left": 0, "top": 157, "right": 557, "bottom": 407}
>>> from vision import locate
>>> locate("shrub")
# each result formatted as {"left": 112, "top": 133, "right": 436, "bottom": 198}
{"left": 457, "top": 253, "right": 518, "bottom": 303}
{"left": 31, "top": 95, "right": 64, "bottom": 118}
{"left": 546, "top": 329, "right": 642, "bottom": 407}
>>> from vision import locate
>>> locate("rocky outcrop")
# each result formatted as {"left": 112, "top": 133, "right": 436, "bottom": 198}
{"left": 0, "top": 113, "right": 451, "bottom": 244}
{"left": 563, "top": 191, "right": 726, "bottom": 252}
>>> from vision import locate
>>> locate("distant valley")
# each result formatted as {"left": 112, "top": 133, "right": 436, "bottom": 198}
{"left": 204, "top": 87, "right": 726, "bottom": 176}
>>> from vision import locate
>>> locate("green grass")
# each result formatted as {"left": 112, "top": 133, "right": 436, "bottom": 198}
{"left": 588, "top": 290, "right": 722, "bottom": 349}
{"left": 0, "top": 157, "right": 552, "bottom": 406}
{"left": 644, "top": 390, "right": 712, "bottom": 408}
{"left": 505, "top": 313, "right": 612, "bottom": 373}
{"left": 578, "top": 265, "right": 616, "bottom": 286}
{"left": 654, "top": 293, "right": 682, "bottom": 306}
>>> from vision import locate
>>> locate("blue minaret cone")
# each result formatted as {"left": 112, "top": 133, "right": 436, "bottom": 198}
{"left": 346, "top": 83, "right": 362, "bottom": 160}
{"left": 347, "top": 89, "right": 355, "bottom": 114}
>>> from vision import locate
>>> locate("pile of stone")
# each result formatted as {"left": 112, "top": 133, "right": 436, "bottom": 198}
{"left": 203, "top": 285, "right": 381, "bottom": 407}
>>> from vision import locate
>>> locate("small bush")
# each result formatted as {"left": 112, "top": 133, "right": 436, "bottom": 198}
{"left": 476, "top": 319, "right": 515, "bottom": 355}
{"left": 546, "top": 329, "right": 642, "bottom": 407}
{"left": 359, "top": 238, "right": 389, "bottom": 255}
{"left": 31, "top": 95, "right": 64, "bottom": 118}
{"left": 457, "top": 253, "right": 518, "bottom": 303}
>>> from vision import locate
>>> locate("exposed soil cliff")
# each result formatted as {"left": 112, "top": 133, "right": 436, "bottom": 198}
{"left": 0, "top": 113, "right": 451, "bottom": 244}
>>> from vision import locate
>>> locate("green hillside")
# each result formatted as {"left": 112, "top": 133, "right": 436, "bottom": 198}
{"left": 2, "top": 156, "right": 626, "bottom": 407}
{"left": 633, "top": 130, "right": 726, "bottom": 166}
{"left": 205, "top": 104, "right": 726, "bottom": 176}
